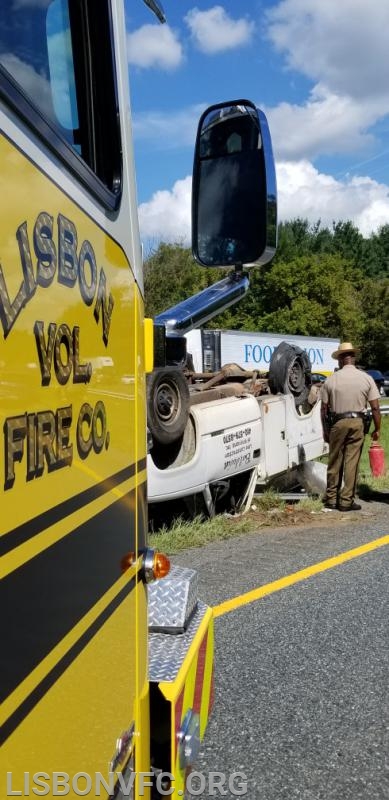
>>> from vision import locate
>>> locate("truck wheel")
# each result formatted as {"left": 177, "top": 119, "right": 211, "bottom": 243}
{"left": 147, "top": 367, "right": 190, "bottom": 445}
{"left": 268, "top": 342, "right": 312, "bottom": 407}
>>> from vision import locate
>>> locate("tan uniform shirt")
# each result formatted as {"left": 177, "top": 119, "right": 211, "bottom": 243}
{"left": 321, "top": 364, "right": 380, "bottom": 413}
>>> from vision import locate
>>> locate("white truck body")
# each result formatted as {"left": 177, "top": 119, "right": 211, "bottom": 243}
{"left": 185, "top": 329, "right": 339, "bottom": 375}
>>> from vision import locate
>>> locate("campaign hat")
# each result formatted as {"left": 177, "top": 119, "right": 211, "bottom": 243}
{"left": 331, "top": 342, "right": 360, "bottom": 360}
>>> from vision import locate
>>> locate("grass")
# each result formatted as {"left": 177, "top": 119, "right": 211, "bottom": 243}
{"left": 149, "top": 513, "right": 257, "bottom": 554}
{"left": 319, "top": 412, "right": 389, "bottom": 492}
{"left": 150, "top": 491, "right": 328, "bottom": 554}
{"left": 357, "top": 414, "right": 389, "bottom": 495}
{"left": 251, "top": 489, "right": 285, "bottom": 512}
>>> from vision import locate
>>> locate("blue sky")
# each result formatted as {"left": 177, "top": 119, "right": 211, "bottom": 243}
{"left": 125, "top": 0, "right": 389, "bottom": 245}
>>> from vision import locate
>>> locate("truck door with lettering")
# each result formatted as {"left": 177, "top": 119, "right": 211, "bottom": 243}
{"left": 0, "top": 1, "right": 147, "bottom": 794}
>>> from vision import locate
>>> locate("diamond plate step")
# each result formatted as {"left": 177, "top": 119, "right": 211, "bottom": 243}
{"left": 148, "top": 601, "right": 208, "bottom": 683}
{"left": 148, "top": 565, "right": 198, "bottom": 633}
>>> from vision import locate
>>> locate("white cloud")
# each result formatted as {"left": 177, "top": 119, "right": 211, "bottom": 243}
{"left": 276, "top": 160, "right": 389, "bottom": 236}
{"left": 133, "top": 104, "right": 204, "bottom": 148}
{"left": 127, "top": 24, "right": 183, "bottom": 70}
{"left": 132, "top": 84, "right": 384, "bottom": 166}
{"left": 267, "top": 0, "right": 389, "bottom": 101}
{"left": 263, "top": 1, "right": 389, "bottom": 171}
{"left": 265, "top": 85, "right": 383, "bottom": 162}
{"left": 138, "top": 176, "right": 192, "bottom": 244}
{"left": 138, "top": 163, "right": 389, "bottom": 245}
{"left": 185, "top": 5, "right": 255, "bottom": 54}
{"left": 1, "top": 54, "right": 52, "bottom": 116}
{"left": 134, "top": 2, "right": 389, "bottom": 246}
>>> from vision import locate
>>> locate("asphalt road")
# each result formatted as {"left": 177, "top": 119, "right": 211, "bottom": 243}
{"left": 173, "top": 499, "right": 389, "bottom": 799}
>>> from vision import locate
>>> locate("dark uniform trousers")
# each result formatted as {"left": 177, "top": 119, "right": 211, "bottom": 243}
{"left": 326, "top": 418, "right": 365, "bottom": 507}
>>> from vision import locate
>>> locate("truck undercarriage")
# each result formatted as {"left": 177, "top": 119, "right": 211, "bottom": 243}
{"left": 147, "top": 343, "right": 327, "bottom": 525}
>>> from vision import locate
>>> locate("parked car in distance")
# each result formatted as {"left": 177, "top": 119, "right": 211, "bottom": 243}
{"left": 366, "top": 369, "right": 388, "bottom": 397}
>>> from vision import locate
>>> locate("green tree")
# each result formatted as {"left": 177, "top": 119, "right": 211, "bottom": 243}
{"left": 144, "top": 243, "right": 215, "bottom": 318}
{"left": 360, "top": 278, "right": 389, "bottom": 368}
{"left": 261, "top": 254, "right": 364, "bottom": 340}
{"left": 143, "top": 229, "right": 387, "bottom": 366}
{"left": 331, "top": 221, "right": 364, "bottom": 263}
{"left": 366, "top": 225, "right": 389, "bottom": 278}
{"left": 276, "top": 218, "right": 315, "bottom": 260}
{"left": 213, "top": 254, "right": 364, "bottom": 341}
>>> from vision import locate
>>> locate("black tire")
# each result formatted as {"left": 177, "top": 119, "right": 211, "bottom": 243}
{"left": 268, "top": 341, "right": 312, "bottom": 406}
{"left": 147, "top": 367, "right": 190, "bottom": 445}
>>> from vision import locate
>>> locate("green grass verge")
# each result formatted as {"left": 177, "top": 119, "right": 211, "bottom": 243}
{"left": 149, "top": 513, "right": 257, "bottom": 554}
{"left": 358, "top": 414, "right": 389, "bottom": 494}
{"left": 149, "top": 492, "right": 326, "bottom": 554}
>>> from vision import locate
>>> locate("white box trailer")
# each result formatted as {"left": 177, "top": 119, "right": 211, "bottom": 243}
{"left": 185, "top": 329, "right": 339, "bottom": 375}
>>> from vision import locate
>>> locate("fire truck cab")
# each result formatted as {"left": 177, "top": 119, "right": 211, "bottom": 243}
{"left": 0, "top": 2, "right": 276, "bottom": 798}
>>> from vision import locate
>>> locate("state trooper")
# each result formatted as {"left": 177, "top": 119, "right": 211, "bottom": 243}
{"left": 320, "top": 342, "right": 381, "bottom": 511}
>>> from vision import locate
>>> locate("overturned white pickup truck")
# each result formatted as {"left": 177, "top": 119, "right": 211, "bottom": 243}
{"left": 147, "top": 334, "right": 327, "bottom": 519}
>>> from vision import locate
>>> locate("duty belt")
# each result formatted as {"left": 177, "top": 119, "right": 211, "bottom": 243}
{"left": 332, "top": 411, "right": 365, "bottom": 422}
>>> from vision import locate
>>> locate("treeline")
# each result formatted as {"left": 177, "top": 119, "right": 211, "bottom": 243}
{"left": 144, "top": 219, "right": 389, "bottom": 370}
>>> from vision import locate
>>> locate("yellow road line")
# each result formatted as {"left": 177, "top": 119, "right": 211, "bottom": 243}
{"left": 213, "top": 534, "right": 389, "bottom": 618}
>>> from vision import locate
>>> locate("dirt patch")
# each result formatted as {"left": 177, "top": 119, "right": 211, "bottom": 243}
{"left": 241, "top": 502, "right": 387, "bottom": 531}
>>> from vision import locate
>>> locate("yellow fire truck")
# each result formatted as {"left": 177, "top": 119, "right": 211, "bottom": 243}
{"left": 0, "top": 1, "right": 276, "bottom": 798}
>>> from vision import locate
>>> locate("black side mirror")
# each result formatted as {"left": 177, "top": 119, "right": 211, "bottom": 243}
{"left": 192, "top": 100, "right": 277, "bottom": 268}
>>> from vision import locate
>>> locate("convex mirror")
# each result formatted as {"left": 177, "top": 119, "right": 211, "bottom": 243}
{"left": 192, "top": 100, "right": 277, "bottom": 268}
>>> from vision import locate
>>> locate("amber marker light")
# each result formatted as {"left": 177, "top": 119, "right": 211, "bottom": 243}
{"left": 143, "top": 547, "right": 170, "bottom": 583}
{"left": 121, "top": 548, "right": 170, "bottom": 582}
{"left": 153, "top": 551, "right": 171, "bottom": 580}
